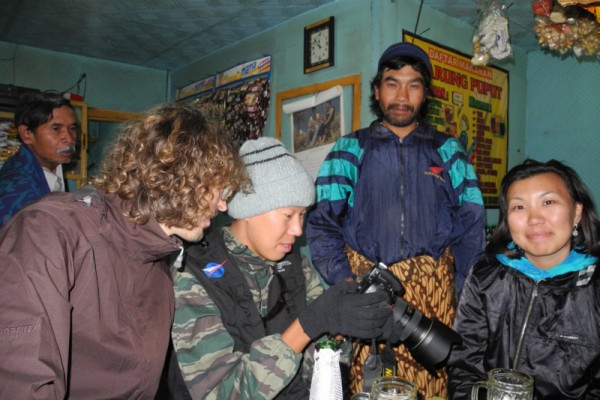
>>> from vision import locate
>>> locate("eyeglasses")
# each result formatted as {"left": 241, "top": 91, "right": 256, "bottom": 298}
{"left": 262, "top": 271, "right": 288, "bottom": 324}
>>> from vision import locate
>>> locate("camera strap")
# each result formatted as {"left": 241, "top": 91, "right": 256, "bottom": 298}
{"left": 381, "top": 343, "right": 397, "bottom": 377}
{"left": 361, "top": 339, "right": 382, "bottom": 393}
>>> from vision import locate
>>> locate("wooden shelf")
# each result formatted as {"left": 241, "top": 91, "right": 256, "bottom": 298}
{"left": 88, "top": 107, "right": 141, "bottom": 122}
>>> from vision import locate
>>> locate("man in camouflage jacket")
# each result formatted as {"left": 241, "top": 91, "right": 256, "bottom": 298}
{"left": 164, "top": 138, "right": 392, "bottom": 399}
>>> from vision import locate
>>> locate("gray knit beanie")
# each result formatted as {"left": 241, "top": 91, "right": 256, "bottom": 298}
{"left": 227, "top": 137, "right": 315, "bottom": 219}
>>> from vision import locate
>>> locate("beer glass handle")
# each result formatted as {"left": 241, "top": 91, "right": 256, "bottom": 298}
{"left": 471, "top": 380, "right": 487, "bottom": 400}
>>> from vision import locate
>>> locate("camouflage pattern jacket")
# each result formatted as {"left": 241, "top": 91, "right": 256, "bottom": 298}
{"left": 170, "top": 226, "right": 324, "bottom": 399}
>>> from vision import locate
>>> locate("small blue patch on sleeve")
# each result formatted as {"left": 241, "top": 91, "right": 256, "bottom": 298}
{"left": 203, "top": 260, "right": 227, "bottom": 278}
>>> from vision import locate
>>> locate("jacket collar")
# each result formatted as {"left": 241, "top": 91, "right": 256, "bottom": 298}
{"left": 76, "top": 187, "right": 182, "bottom": 262}
{"left": 501, "top": 260, "right": 598, "bottom": 288}
{"left": 368, "top": 120, "right": 433, "bottom": 141}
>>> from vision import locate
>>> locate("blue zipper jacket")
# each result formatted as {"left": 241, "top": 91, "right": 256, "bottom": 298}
{"left": 0, "top": 145, "right": 50, "bottom": 226}
{"left": 306, "top": 121, "right": 485, "bottom": 293}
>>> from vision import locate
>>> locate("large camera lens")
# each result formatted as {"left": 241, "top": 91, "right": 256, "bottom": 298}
{"left": 392, "top": 300, "right": 462, "bottom": 373}
{"left": 357, "top": 262, "right": 462, "bottom": 373}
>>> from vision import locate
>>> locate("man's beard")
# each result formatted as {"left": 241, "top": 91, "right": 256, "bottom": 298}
{"left": 381, "top": 103, "right": 421, "bottom": 128}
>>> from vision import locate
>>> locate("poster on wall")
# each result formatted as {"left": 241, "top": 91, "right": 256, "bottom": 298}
{"left": 215, "top": 56, "right": 271, "bottom": 88}
{"left": 282, "top": 85, "right": 344, "bottom": 181}
{"left": 403, "top": 31, "right": 509, "bottom": 208}
{"left": 174, "top": 55, "right": 271, "bottom": 102}
{"left": 0, "top": 115, "right": 18, "bottom": 170}
{"left": 175, "top": 76, "right": 215, "bottom": 102}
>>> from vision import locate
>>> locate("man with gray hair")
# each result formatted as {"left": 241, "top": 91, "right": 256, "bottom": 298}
{"left": 0, "top": 91, "right": 78, "bottom": 225}
{"left": 164, "top": 137, "right": 391, "bottom": 399}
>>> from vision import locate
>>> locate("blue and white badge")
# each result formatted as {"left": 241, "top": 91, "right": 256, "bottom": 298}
{"left": 203, "top": 260, "right": 227, "bottom": 278}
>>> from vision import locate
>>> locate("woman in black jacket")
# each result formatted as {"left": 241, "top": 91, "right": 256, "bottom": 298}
{"left": 447, "top": 159, "right": 600, "bottom": 399}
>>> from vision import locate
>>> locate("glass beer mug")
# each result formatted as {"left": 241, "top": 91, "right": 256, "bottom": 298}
{"left": 369, "top": 376, "right": 417, "bottom": 400}
{"left": 471, "top": 368, "right": 533, "bottom": 400}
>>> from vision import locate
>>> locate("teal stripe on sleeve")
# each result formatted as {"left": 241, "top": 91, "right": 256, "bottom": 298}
{"left": 437, "top": 137, "right": 464, "bottom": 164}
{"left": 317, "top": 157, "right": 359, "bottom": 183}
{"left": 447, "top": 160, "right": 483, "bottom": 206}
{"left": 316, "top": 183, "right": 355, "bottom": 207}
{"left": 438, "top": 138, "right": 483, "bottom": 206}
{"left": 462, "top": 186, "right": 484, "bottom": 206}
{"left": 448, "top": 158, "right": 479, "bottom": 188}
{"left": 332, "top": 136, "right": 363, "bottom": 159}
{"left": 315, "top": 136, "right": 363, "bottom": 207}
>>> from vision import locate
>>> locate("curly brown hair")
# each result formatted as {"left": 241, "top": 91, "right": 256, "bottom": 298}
{"left": 92, "top": 102, "right": 250, "bottom": 229}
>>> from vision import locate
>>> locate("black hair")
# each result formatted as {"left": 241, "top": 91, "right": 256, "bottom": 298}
{"left": 15, "top": 91, "right": 75, "bottom": 132}
{"left": 487, "top": 158, "right": 600, "bottom": 260}
{"left": 369, "top": 55, "right": 432, "bottom": 122}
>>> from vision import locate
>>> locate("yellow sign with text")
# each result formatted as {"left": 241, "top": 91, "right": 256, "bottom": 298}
{"left": 404, "top": 32, "right": 509, "bottom": 208}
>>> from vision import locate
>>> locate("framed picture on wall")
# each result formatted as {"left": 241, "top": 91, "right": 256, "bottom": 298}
{"left": 403, "top": 31, "right": 509, "bottom": 208}
{"left": 287, "top": 87, "right": 342, "bottom": 154}
{"left": 275, "top": 75, "right": 361, "bottom": 181}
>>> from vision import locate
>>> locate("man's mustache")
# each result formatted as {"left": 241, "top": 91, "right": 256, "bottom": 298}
{"left": 56, "top": 145, "right": 76, "bottom": 155}
{"left": 387, "top": 104, "right": 415, "bottom": 112}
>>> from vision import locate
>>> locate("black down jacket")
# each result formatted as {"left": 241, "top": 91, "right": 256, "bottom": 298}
{"left": 447, "top": 258, "right": 600, "bottom": 399}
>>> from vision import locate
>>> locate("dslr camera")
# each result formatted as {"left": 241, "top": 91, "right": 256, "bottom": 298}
{"left": 357, "top": 262, "right": 462, "bottom": 373}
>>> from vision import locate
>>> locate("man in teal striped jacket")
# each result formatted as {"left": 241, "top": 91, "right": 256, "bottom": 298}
{"left": 306, "top": 42, "right": 486, "bottom": 399}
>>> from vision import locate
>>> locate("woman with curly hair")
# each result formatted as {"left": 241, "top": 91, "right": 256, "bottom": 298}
{"left": 0, "top": 102, "right": 249, "bottom": 399}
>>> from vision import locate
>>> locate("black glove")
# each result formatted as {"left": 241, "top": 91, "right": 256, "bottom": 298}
{"left": 298, "top": 280, "right": 391, "bottom": 340}
{"left": 379, "top": 298, "right": 409, "bottom": 344}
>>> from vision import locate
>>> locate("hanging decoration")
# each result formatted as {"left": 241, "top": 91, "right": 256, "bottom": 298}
{"left": 471, "top": 0, "right": 513, "bottom": 66}
{"left": 558, "top": 0, "right": 600, "bottom": 20}
{"left": 581, "top": 4, "right": 600, "bottom": 23}
{"left": 533, "top": 0, "right": 600, "bottom": 57}
{"left": 193, "top": 77, "right": 270, "bottom": 148}
{"left": 176, "top": 56, "right": 272, "bottom": 148}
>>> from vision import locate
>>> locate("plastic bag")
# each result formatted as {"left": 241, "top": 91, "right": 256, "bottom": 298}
{"left": 309, "top": 346, "right": 343, "bottom": 400}
{"left": 471, "top": 0, "right": 513, "bottom": 65}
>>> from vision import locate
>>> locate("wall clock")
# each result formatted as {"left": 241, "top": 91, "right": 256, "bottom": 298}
{"left": 304, "top": 16, "right": 334, "bottom": 74}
